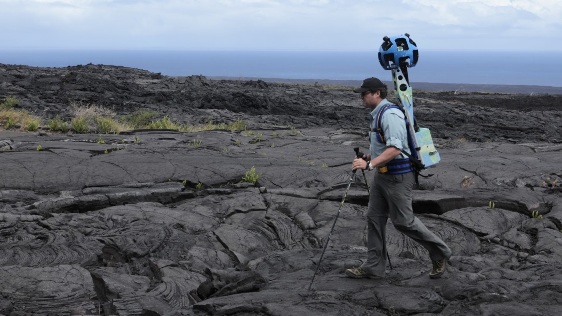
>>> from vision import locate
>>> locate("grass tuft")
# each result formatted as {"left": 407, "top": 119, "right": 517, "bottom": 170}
{"left": 71, "top": 116, "right": 89, "bottom": 134}
{"left": 1, "top": 99, "right": 247, "bottom": 136}
{"left": 70, "top": 103, "right": 130, "bottom": 134}
{"left": 48, "top": 116, "right": 70, "bottom": 133}
{"left": 147, "top": 116, "right": 179, "bottom": 130}
{"left": 122, "top": 110, "right": 159, "bottom": 129}
{"left": 242, "top": 166, "right": 261, "bottom": 184}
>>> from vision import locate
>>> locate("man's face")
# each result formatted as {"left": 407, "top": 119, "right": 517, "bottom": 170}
{"left": 361, "top": 90, "right": 379, "bottom": 108}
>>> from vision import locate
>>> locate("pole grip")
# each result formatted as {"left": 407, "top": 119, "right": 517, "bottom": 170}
{"left": 353, "top": 147, "right": 363, "bottom": 174}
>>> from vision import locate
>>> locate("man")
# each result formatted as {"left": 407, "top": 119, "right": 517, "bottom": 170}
{"left": 346, "top": 77, "right": 451, "bottom": 279}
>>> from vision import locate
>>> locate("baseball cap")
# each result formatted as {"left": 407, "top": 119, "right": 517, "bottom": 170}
{"left": 353, "top": 77, "right": 386, "bottom": 93}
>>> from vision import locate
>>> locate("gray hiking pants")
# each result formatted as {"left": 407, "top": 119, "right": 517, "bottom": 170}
{"left": 361, "top": 171, "right": 452, "bottom": 276}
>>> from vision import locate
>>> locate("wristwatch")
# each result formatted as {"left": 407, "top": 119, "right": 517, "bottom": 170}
{"left": 365, "top": 160, "right": 371, "bottom": 170}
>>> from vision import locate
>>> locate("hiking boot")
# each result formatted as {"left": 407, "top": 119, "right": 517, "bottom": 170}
{"left": 345, "top": 267, "right": 383, "bottom": 279}
{"left": 429, "top": 258, "right": 447, "bottom": 279}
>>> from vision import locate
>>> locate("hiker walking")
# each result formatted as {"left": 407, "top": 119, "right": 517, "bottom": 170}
{"left": 346, "top": 77, "right": 451, "bottom": 279}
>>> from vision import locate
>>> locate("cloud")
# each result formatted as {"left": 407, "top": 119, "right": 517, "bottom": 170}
{"left": 0, "top": 0, "right": 561, "bottom": 50}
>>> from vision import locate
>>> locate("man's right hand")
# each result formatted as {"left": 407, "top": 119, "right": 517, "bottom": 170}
{"left": 352, "top": 158, "right": 368, "bottom": 171}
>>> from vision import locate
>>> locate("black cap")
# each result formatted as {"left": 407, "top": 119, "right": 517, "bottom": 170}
{"left": 353, "top": 77, "right": 386, "bottom": 93}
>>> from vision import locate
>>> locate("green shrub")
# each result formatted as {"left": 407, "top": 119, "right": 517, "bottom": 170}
{"left": 0, "top": 108, "right": 41, "bottom": 131}
{"left": 124, "top": 110, "right": 159, "bottom": 128}
{"left": 96, "top": 116, "right": 121, "bottom": 134}
{"left": 228, "top": 119, "right": 247, "bottom": 132}
{"left": 71, "top": 116, "right": 89, "bottom": 134}
{"left": 147, "top": 116, "right": 179, "bottom": 130}
{"left": 48, "top": 116, "right": 70, "bottom": 133}
{"left": 25, "top": 117, "right": 40, "bottom": 131}
{"left": 4, "top": 116, "right": 17, "bottom": 129}
{"left": 242, "top": 166, "right": 261, "bottom": 184}
{"left": 0, "top": 97, "right": 19, "bottom": 109}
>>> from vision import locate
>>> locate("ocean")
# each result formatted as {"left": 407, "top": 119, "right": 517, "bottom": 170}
{"left": 1, "top": 50, "right": 560, "bottom": 88}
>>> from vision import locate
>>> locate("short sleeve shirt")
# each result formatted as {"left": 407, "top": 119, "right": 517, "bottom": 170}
{"left": 369, "top": 99, "right": 411, "bottom": 159}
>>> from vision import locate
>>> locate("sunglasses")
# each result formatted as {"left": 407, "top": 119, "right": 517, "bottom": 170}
{"left": 361, "top": 91, "right": 370, "bottom": 97}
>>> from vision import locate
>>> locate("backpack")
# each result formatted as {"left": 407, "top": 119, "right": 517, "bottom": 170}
{"left": 373, "top": 103, "right": 440, "bottom": 183}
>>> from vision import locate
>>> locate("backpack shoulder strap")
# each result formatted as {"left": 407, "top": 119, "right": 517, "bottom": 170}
{"left": 374, "top": 103, "right": 401, "bottom": 143}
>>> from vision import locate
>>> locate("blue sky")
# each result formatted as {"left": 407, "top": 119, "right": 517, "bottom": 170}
{"left": 1, "top": 0, "right": 561, "bottom": 51}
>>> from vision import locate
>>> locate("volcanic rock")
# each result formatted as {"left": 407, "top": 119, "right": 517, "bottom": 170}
{"left": 0, "top": 63, "right": 561, "bottom": 315}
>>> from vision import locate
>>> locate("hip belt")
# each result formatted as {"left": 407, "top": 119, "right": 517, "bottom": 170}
{"left": 378, "top": 158, "right": 414, "bottom": 175}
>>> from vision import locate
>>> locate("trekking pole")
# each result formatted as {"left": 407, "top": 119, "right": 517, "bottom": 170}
{"left": 308, "top": 151, "right": 361, "bottom": 291}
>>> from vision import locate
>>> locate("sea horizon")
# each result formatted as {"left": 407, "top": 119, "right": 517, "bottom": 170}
{"left": 1, "top": 49, "right": 561, "bottom": 90}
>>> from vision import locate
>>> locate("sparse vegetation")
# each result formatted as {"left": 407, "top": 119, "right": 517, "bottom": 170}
{"left": 96, "top": 116, "right": 125, "bottom": 134}
{"left": 0, "top": 96, "right": 19, "bottom": 109}
{"left": 24, "top": 116, "right": 41, "bottom": 131}
{"left": 48, "top": 116, "right": 70, "bottom": 133}
{"left": 0, "top": 110, "right": 42, "bottom": 131}
{"left": 288, "top": 126, "right": 301, "bottom": 136}
{"left": 123, "top": 110, "right": 159, "bottom": 129}
{"left": 71, "top": 116, "right": 89, "bottom": 134}
{"left": 147, "top": 116, "right": 179, "bottom": 130}
{"left": 531, "top": 210, "right": 544, "bottom": 219}
{"left": 68, "top": 103, "right": 131, "bottom": 134}
{"left": 3, "top": 115, "right": 17, "bottom": 129}
{"left": 249, "top": 133, "right": 264, "bottom": 144}
{"left": 242, "top": 166, "right": 261, "bottom": 184}
{"left": 181, "top": 180, "right": 204, "bottom": 191}
{"left": 0, "top": 98, "right": 43, "bottom": 131}
{"left": 227, "top": 119, "right": 247, "bottom": 132}
{"left": 541, "top": 175, "right": 560, "bottom": 188}
{"left": 189, "top": 139, "right": 202, "bottom": 148}
{"left": 1, "top": 99, "right": 250, "bottom": 136}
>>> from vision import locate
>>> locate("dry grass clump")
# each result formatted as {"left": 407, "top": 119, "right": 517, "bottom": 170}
{"left": 121, "top": 110, "right": 159, "bottom": 129}
{"left": 183, "top": 118, "right": 247, "bottom": 132}
{"left": 69, "top": 102, "right": 131, "bottom": 134}
{"left": 48, "top": 116, "right": 70, "bottom": 133}
{"left": 1, "top": 98, "right": 249, "bottom": 135}
{"left": 0, "top": 97, "right": 42, "bottom": 131}
{"left": 147, "top": 116, "right": 180, "bottom": 130}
